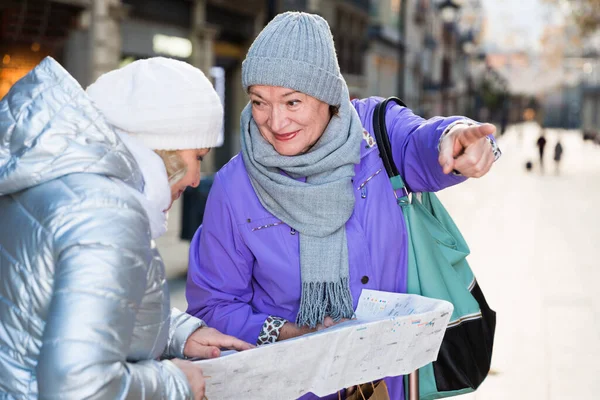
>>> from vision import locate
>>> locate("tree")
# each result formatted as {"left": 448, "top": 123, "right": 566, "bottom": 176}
{"left": 542, "top": 0, "right": 600, "bottom": 35}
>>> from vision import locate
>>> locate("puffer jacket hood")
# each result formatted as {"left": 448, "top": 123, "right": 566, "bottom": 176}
{"left": 0, "top": 56, "right": 143, "bottom": 195}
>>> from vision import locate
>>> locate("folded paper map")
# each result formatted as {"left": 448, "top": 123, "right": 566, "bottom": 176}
{"left": 194, "top": 290, "right": 453, "bottom": 399}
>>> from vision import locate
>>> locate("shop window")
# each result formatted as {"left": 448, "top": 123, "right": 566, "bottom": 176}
{"left": 0, "top": 45, "right": 50, "bottom": 100}
{"left": 334, "top": 6, "right": 367, "bottom": 76}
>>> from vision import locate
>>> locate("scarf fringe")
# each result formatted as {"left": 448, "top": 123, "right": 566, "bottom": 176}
{"left": 296, "top": 279, "right": 355, "bottom": 329}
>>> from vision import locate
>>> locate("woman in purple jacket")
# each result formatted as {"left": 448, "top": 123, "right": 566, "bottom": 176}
{"left": 186, "top": 11, "right": 500, "bottom": 400}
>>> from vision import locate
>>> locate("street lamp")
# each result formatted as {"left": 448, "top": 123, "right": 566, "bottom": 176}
{"left": 437, "top": 0, "right": 461, "bottom": 23}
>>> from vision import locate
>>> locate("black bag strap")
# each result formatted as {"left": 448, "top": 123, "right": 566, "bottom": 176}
{"left": 372, "top": 97, "right": 409, "bottom": 203}
{"left": 372, "top": 97, "right": 406, "bottom": 179}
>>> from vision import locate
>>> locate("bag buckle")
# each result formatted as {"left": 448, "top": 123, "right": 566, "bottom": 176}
{"left": 390, "top": 175, "right": 409, "bottom": 206}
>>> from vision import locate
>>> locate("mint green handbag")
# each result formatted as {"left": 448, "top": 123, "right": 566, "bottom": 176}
{"left": 372, "top": 98, "right": 496, "bottom": 400}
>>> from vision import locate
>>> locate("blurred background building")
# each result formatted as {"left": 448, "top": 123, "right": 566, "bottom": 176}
{"left": 0, "top": 0, "right": 514, "bottom": 172}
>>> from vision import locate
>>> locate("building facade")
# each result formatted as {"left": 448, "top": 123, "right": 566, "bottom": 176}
{"left": 2, "top": 0, "right": 490, "bottom": 162}
{"left": 579, "top": 33, "right": 600, "bottom": 140}
{"left": 366, "top": 0, "right": 402, "bottom": 100}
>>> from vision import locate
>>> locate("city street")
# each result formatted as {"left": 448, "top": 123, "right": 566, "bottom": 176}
{"left": 168, "top": 122, "right": 600, "bottom": 399}
{"left": 440, "top": 122, "right": 600, "bottom": 400}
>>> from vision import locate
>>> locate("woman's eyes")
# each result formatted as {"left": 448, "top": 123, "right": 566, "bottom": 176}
{"left": 251, "top": 99, "right": 301, "bottom": 108}
{"left": 196, "top": 155, "right": 204, "bottom": 162}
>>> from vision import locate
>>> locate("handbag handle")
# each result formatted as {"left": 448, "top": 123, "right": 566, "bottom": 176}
{"left": 372, "top": 97, "right": 410, "bottom": 202}
{"left": 372, "top": 97, "right": 406, "bottom": 178}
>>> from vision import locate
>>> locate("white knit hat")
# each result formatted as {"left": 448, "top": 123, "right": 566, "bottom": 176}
{"left": 86, "top": 57, "right": 223, "bottom": 150}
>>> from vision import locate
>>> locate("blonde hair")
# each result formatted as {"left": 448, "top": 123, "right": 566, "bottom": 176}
{"left": 154, "top": 150, "right": 187, "bottom": 185}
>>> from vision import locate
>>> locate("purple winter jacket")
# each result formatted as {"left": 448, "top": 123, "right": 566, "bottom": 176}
{"left": 186, "top": 97, "right": 470, "bottom": 400}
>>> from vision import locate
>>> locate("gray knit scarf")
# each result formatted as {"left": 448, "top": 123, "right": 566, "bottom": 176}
{"left": 240, "top": 90, "right": 363, "bottom": 328}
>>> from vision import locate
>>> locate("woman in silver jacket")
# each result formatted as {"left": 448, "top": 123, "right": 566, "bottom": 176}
{"left": 0, "top": 57, "right": 251, "bottom": 399}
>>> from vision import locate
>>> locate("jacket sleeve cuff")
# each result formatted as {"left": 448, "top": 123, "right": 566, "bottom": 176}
{"left": 165, "top": 307, "right": 206, "bottom": 359}
{"left": 257, "top": 316, "right": 288, "bottom": 345}
{"left": 487, "top": 136, "right": 502, "bottom": 161}
{"left": 161, "top": 359, "right": 194, "bottom": 399}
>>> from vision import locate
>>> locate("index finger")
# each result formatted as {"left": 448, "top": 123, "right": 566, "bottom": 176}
{"left": 459, "top": 123, "right": 496, "bottom": 146}
{"left": 219, "top": 335, "right": 255, "bottom": 351}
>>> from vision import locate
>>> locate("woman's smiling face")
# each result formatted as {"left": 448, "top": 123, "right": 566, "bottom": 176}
{"left": 248, "top": 85, "right": 331, "bottom": 156}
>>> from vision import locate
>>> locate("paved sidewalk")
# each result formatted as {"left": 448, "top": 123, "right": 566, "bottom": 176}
{"left": 441, "top": 123, "right": 600, "bottom": 400}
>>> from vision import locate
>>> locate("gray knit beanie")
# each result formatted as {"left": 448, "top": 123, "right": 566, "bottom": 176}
{"left": 242, "top": 12, "right": 344, "bottom": 106}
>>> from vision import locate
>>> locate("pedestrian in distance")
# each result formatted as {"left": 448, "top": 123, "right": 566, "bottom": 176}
{"left": 537, "top": 129, "right": 547, "bottom": 171}
{"left": 554, "top": 139, "right": 564, "bottom": 175}
{"left": 525, "top": 160, "right": 534, "bottom": 171}
{"left": 500, "top": 111, "right": 509, "bottom": 136}
{"left": 0, "top": 57, "right": 252, "bottom": 400}
{"left": 185, "top": 11, "right": 502, "bottom": 400}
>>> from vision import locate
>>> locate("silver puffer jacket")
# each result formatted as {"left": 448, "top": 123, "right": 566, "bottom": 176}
{"left": 0, "top": 58, "right": 203, "bottom": 399}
